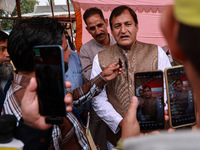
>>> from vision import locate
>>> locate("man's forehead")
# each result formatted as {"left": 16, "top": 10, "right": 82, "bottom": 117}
{"left": 144, "top": 87, "right": 150, "bottom": 91}
{"left": 0, "top": 40, "right": 7, "bottom": 45}
{"left": 86, "top": 14, "right": 105, "bottom": 25}
{"left": 112, "top": 10, "right": 134, "bottom": 24}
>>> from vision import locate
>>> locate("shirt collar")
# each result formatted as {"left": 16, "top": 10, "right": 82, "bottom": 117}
{"left": 13, "top": 72, "right": 31, "bottom": 88}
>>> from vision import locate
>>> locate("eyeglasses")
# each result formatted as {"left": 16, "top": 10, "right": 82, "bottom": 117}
{"left": 0, "top": 47, "right": 7, "bottom": 52}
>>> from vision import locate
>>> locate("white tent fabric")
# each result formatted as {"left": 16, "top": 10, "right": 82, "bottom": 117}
{"left": 73, "top": 0, "right": 173, "bottom": 47}
{"left": 0, "top": 0, "right": 16, "bottom": 14}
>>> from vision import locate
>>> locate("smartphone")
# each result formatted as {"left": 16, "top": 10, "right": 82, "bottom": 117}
{"left": 165, "top": 65, "right": 196, "bottom": 128}
{"left": 135, "top": 71, "right": 165, "bottom": 131}
{"left": 33, "top": 45, "right": 66, "bottom": 118}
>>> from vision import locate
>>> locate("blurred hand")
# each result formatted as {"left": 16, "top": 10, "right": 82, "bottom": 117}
{"left": 121, "top": 97, "right": 176, "bottom": 139}
{"left": 164, "top": 110, "right": 169, "bottom": 122}
{"left": 101, "top": 61, "right": 123, "bottom": 81}
{"left": 164, "top": 110, "right": 175, "bottom": 132}
{"left": 121, "top": 96, "right": 140, "bottom": 139}
{"left": 21, "top": 78, "right": 73, "bottom": 130}
{"left": 64, "top": 81, "right": 73, "bottom": 112}
{"left": 21, "top": 77, "right": 52, "bottom": 130}
{"left": 139, "top": 102, "right": 145, "bottom": 108}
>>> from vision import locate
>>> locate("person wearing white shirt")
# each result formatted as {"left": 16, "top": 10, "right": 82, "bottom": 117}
{"left": 90, "top": 5, "right": 171, "bottom": 147}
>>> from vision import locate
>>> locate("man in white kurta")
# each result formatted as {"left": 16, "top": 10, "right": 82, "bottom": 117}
{"left": 90, "top": 5, "right": 171, "bottom": 146}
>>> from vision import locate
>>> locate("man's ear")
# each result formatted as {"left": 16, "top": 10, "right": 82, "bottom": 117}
{"left": 136, "top": 24, "right": 139, "bottom": 32}
{"left": 160, "top": 5, "right": 186, "bottom": 62}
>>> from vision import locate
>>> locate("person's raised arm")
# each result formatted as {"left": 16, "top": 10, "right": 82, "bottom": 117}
{"left": 121, "top": 96, "right": 140, "bottom": 139}
{"left": 72, "top": 61, "right": 122, "bottom": 106}
{"left": 21, "top": 78, "right": 73, "bottom": 130}
{"left": 91, "top": 54, "right": 123, "bottom": 133}
{"left": 115, "top": 96, "right": 140, "bottom": 150}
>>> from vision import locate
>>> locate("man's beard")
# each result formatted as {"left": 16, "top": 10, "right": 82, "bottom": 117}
{"left": 0, "top": 63, "right": 13, "bottom": 80}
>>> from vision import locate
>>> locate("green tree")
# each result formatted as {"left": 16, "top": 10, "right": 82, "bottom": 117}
{"left": 0, "top": 0, "right": 38, "bottom": 30}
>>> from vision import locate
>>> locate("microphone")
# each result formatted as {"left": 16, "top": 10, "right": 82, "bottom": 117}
{"left": 125, "top": 61, "right": 128, "bottom": 69}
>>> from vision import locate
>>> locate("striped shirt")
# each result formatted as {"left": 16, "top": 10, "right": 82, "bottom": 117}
{"left": 3, "top": 72, "right": 90, "bottom": 150}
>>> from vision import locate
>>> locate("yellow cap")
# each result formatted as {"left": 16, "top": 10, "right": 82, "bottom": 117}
{"left": 175, "top": 0, "right": 200, "bottom": 27}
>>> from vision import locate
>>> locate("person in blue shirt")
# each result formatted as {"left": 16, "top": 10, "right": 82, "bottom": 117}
{"left": 65, "top": 50, "right": 83, "bottom": 90}
{"left": 65, "top": 48, "right": 90, "bottom": 125}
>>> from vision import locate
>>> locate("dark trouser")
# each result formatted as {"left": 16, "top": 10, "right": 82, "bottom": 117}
{"left": 106, "top": 126, "right": 121, "bottom": 147}
{"left": 89, "top": 108, "right": 108, "bottom": 150}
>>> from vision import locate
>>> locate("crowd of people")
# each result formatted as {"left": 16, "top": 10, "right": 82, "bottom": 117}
{"left": 1, "top": 0, "right": 200, "bottom": 149}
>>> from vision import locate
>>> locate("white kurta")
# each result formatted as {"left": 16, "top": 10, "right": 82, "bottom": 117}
{"left": 90, "top": 46, "right": 172, "bottom": 134}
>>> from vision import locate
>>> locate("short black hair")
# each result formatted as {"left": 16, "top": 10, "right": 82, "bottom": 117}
{"left": 0, "top": 31, "right": 8, "bottom": 42}
{"left": 83, "top": 7, "right": 105, "bottom": 25}
{"left": 143, "top": 86, "right": 151, "bottom": 91}
{"left": 139, "top": 89, "right": 143, "bottom": 92}
{"left": 109, "top": 5, "right": 138, "bottom": 30}
{"left": 175, "top": 79, "right": 183, "bottom": 85}
{"left": 8, "top": 17, "right": 64, "bottom": 72}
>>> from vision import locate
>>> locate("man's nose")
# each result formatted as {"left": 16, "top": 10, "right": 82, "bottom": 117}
{"left": 4, "top": 48, "right": 9, "bottom": 57}
{"left": 121, "top": 24, "right": 127, "bottom": 33}
{"left": 95, "top": 27, "right": 101, "bottom": 34}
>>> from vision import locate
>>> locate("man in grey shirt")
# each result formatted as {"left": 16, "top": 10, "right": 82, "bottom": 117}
{"left": 79, "top": 7, "right": 116, "bottom": 150}
{"left": 79, "top": 7, "right": 115, "bottom": 83}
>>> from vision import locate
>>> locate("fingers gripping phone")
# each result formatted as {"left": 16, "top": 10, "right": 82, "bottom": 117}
{"left": 165, "top": 65, "right": 196, "bottom": 128}
{"left": 33, "top": 45, "right": 66, "bottom": 123}
{"left": 135, "top": 71, "right": 165, "bottom": 131}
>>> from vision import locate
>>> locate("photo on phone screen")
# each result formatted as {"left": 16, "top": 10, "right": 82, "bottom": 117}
{"left": 33, "top": 45, "right": 66, "bottom": 117}
{"left": 165, "top": 65, "right": 196, "bottom": 128}
{"left": 135, "top": 71, "right": 164, "bottom": 131}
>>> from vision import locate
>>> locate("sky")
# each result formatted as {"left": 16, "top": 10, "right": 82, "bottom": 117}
{"left": 37, "top": 0, "right": 69, "bottom": 6}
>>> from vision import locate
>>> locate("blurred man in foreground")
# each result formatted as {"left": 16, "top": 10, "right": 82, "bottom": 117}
{"left": 116, "top": 0, "right": 200, "bottom": 149}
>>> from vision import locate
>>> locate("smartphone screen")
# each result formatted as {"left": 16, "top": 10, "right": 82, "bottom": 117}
{"left": 33, "top": 45, "right": 66, "bottom": 117}
{"left": 135, "top": 71, "right": 164, "bottom": 131}
{"left": 165, "top": 66, "right": 196, "bottom": 128}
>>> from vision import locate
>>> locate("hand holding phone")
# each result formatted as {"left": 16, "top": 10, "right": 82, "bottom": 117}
{"left": 165, "top": 65, "right": 196, "bottom": 128}
{"left": 135, "top": 71, "right": 165, "bottom": 131}
{"left": 33, "top": 45, "right": 66, "bottom": 123}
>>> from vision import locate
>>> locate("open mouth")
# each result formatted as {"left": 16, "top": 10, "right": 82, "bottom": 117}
{"left": 2, "top": 59, "right": 10, "bottom": 64}
{"left": 120, "top": 35, "right": 129, "bottom": 39}
{"left": 3, "top": 61, "right": 10, "bottom": 64}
